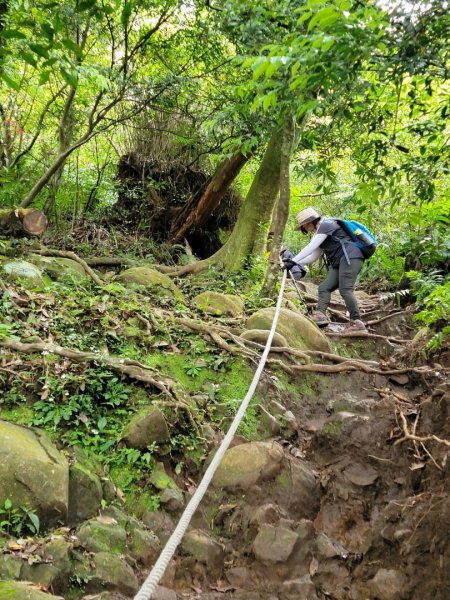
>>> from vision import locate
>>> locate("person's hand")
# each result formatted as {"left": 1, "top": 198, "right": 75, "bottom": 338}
{"left": 293, "top": 264, "right": 307, "bottom": 280}
{"left": 282, "top": 258, "right": 298, "bottom": 271}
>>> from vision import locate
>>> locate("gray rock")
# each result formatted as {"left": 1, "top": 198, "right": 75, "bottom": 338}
{"left": 212, "top": 441, "right": 284, "bottom": 491}
{"left": 68, "top": 462, "right": 103, "bottom": 525}
{"left": 0, "top": 554, "right": 22, "bottom": 580}
{"left": 0, "top": 581, "right": 64, "bottom": 599}
{"left": 225, "top": 566, "right": 254, "bottom": 589}
{"left": 29, "top": 255, "right": 87, "bottom": 281}
{"left": 0, "top": 421, "right": 68, "bottom": 527}
{"left": 142, "top": 510, "right": 175, "bottom": 544}
{"left": 276, "top": 460, "right": 319, "bottom": 519}
{"left": 2, "top": 260, "right": 46, "bottom": 287}
{"left": 152, "top": 585, "right": 178, "bottom": 600}
{"left": 160, "top": 488, "right": 185, "bottom": 512}
{"left": 344, "top": 463, "right": 378, "bottom": 487}
{"left": 76, "top": 519, "right": 127, "bottom": 554}
{"left": 252, "top": 524, "right": 298, "bottom": 563}
{"left": 90, "top": 551, "right": 139, "bottom": 596}
{"left": 279, "top": 575, "right": 318, "bottom": 600}
{"left": 240, "top": 329, "right": 288, "bottom": 347}
{"left": 315, "top": 533, "right": 348, "bottom": 559}
{"left": 192, "top": 291, "right": 244, "bottom": 316}
{"left": 370, "top": 568, "right": 409, "bottom": 600}
{"left": 22, "top": 537, "right": 73, "bottom": 593}
{"left": 122, "top": 407, "right": 170, "bottom": 448}
{"left": 181, "top": 529, "right": 225, "bottom": 572}
{"left": 128, "top": 525, "right": 160, "bottom": 566}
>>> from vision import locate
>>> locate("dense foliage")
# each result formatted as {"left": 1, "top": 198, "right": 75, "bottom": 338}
{"left": 0, "top": 0, "right": 448, "bottom": 346}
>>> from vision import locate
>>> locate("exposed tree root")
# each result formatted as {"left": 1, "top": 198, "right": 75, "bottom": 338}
{"left": 29, "top": 248, "right": 104, "bottom": 286}
{"left": 326, "top": 331, "right": 411, "bottom": 344}
{"left": 86, "top": 257, "right": 136, "bottom": 267}
{"left": 366, "top": 311, "right": 407, "bottom": 326}
{"left": 395, "top": 411, "right": 450, "bottom": 448}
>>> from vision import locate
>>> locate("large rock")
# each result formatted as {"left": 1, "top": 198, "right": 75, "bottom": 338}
{"left": 252, "top": 524, "right": 298, "bottom": 563}
{"left": 245, "top": 308, "right": 330, "bottom": 352}
{"left": 192, "top": 291, "right": 244, "bottom": 316}
{"left": 369, "top": 568, "right": 409, "bottom": 600}
{"left": 212, "top": 441, "right": 284, "bottom": 491}
{"left": 21, "top": 537, "right": 72, "bottom": 593}
{"left": 0, "top": 581, "right": 63, "bottom": 599}
{"left": 181, "top": 529, "right": 225, "bottom": 572}
{"left": 76, "top": 551, "right": 139, "bottom": 596}
{"left": 76, "top": 518, "right": 128, "bottom": 554}
{"left": 2, "top": 260, "right": 46, "bottom": 287}
{"left": 29, "top": 255, "right": 87, "bottom": 281}
{"left": 117, "top": 267, "right": 184, "bottom": 301}
{"left": 0, "top": 421, "right": 68, "bottom": 527}
{"left": 122, "top": 407, "right": 170, "bottom": 448}
{"left": 68, "top": 461, "right": 103, "bottom": 524}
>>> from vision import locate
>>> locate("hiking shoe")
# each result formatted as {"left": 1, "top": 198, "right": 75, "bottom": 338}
{"left": 309, "top": 311, "right": 329, "bottom": 327}
{"left": 345, "top": 319, "right": 367, "bottom": 332}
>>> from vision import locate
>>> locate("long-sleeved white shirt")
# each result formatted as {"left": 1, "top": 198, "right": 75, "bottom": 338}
{"left": 293, "top": 233, "right": 327, "bottom": 265}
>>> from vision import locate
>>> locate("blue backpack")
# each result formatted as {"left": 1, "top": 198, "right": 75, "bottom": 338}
{"left": 335, "top": 219, "right": 377, "bottom": 258}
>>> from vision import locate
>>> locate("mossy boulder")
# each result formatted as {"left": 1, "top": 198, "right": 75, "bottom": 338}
{"left": 149, "top": 462, "right": 179, "bottom": 491}
{"left": 212, "top": 441, "right": 284, "bottom": 491}
{"left": 68, "top": 461, "right": 103, "bottom": 525}
{"left": 0, "top": 555, "right": 22, "bottom": 580}
{"left": 122, "top": 406, "right": 170, "bottom": 448}
{"left": 74, "top": 551, "right": 139, "bottom": 596}
{"left": 240, "top": 329, "right": 288, "bottom": 347}
{"left": 117, "top": 267, "right": 184, "bottom": 301}
{"left": 2, "top": 260, "right": 46, "bottom": 287}
{"left": 21, "top": 537, "right": 73, "bottom": 593}
{"left": 192, "top": 291, "right": 244, "bottom": 316}
{"left": 75, "top": 518, "right": 127, "bottom": 554}
{"left": 245, "top": 307, "right": 330, "bottom": 352}
{"left": 28, "top": 255, "right": 87, "bottom": 281}
{"left": 127, "top": 523, "right": 161, "bottom": 566}
{"left": 0, "top": 581, "right": 63, "bottom": 599}
{"left": 0, "top": 421, "right": 68, "bottom": 527}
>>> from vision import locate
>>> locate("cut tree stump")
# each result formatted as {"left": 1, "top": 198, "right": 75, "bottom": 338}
{"left": 0, "top": 208, "right": 48, "bottom": 236}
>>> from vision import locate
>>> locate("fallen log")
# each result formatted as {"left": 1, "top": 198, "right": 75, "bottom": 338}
{"left": 0, "top": 208, "right": 48, "bottom": 236}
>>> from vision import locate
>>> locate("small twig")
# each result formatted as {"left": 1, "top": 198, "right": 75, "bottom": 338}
{"left": 368, "top": 454, "right": 393, "bottom": 463}
{"left": 326, "top": 331, "right": 411, "bottom": 344}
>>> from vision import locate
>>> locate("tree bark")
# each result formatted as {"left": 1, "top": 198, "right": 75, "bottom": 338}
{"left": 209, "top": 126, "right": 284, "bottom": 271}
{"left": 169, "top": 151, "right": 248, "bottom": 243}
{"left": 261, "top": 115, "right": 295, "bottom": 297}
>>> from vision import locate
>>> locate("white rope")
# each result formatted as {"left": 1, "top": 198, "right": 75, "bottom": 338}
{"left": 133, "top": 270, "right": 287, "bottom": 600}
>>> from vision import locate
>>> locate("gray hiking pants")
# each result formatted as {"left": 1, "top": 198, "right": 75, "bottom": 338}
{"left": 317, "top": 258, "right": 364, "bottom": 320}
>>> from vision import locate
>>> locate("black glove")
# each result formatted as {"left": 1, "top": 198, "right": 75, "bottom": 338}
{"left": 292, "top": 264, "right": 307, "bottom": 280}
{"left": 282, "top": 258, "right": 298, "bottom": 271}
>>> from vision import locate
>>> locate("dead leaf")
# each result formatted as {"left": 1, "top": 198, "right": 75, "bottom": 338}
{"left": 410, "top": 462, "right": 426, "bottom": 470}
{"left": 309, "top": 556, "right": 319, "bottom": 576}
{"left": 96, "top": 515, "right": 117, "bottom": 525}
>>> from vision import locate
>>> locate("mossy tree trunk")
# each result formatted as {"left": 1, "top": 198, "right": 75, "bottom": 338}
{"left": 261, "top": 115, "right": 295, "bottom": 297}
{"left": 210, "top": 126, "right": 284, "bottom": 271}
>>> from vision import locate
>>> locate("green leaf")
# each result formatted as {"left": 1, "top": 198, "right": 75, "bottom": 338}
{"left": 121, "top": 1, "right": 133, "bottom": 28}
{"left": 29, "top": 43, "right": 50, "bottom": 59}
{"left": 1, "top": 29, "right": 27, "bottom": 40}
{"left": 253, "top": 58, "right": 268, "bottom": 80}
{"left": 0, "top": 72, "right": 20, "bottom": 92}
{"left": 60, "top": 66, "right": 78, "bottom": 87}
{"left": 308, "top": 7, "right": 339, "bottom": 31}
{"left": 39, "top": 71, "right": 51, "bottom": 84}
{"left": 22, "top": 51, "right": 38, "bottom": 68}
{"left": 78, "top": 0, "right": 97, "bottom": 11}
{"left": 62, "top": 38, "right": 84, "bottom": 57}
{"left": 27, "top": 511, "right": 40, "bottom": 534}
{"left": 4, "top": 499, "right": 12, "bottom": 510}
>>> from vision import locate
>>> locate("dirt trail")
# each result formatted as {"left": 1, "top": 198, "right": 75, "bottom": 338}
{"left": 164, "top": 292, "right": 449, "bottom": 600}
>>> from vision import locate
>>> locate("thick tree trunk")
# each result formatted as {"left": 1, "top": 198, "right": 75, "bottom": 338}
{"left": 261, "top": 115, "right": 295, "bottom": 297}
{"left": 0, "top": 208, "right": 48, "bottom": 236}
{"left": 210, "top": 127, "right": 284, "bottom": 271}
{"left": 169, "top": 151, "right": 248, "bottom": 243}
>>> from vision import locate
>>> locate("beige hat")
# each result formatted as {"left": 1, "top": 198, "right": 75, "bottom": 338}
{"left": 295, "top": 207, "right": 321, "bottom": 231}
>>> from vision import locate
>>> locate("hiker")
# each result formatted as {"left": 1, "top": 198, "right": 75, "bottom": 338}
{"left": 281, "top": 207, "right": 367, "bottom": 331}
